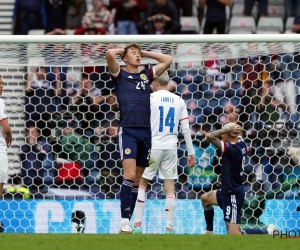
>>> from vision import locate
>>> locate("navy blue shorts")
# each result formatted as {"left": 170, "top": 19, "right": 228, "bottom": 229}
{"left": 118, "top": 127, "right": 151, "bottom": 167}
{"left": 216, "top": 189, "right": 245, "bottom": 224}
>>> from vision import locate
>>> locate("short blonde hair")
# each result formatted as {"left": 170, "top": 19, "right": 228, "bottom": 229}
{"left": 155, "top": 71, "right": 169, "bottom": 86}
{"left": 223, "top": 122, "right": 237, "bottom": 130}
{"left": 223, "top": 122, "right": 241, "bottom": 138}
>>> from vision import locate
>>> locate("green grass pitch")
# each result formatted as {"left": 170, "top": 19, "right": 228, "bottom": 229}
{"left": 0, "top": 234, "right": 298, "bottom": 250}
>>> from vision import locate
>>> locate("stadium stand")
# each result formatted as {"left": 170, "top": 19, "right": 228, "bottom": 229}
{"left": 257, "top": 17, "right": 284, "bottom": 33}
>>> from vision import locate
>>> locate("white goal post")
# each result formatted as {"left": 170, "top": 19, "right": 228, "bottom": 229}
{"left": 0, "top": 34, "right": 300, "bottom": 234}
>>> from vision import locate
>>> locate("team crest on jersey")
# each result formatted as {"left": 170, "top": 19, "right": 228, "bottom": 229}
{"left": 125, "top": 148, "right": 131, "bottom": 155}
{"left": 140, "top": 74, "right": 147, "bottom": 80}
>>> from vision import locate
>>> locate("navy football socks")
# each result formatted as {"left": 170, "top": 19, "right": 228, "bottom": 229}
{"left": 120, "top": 179, "right": 134, "bottom": 219}
{"left": 203, "top": 206, "right": 214, "bottom": 231}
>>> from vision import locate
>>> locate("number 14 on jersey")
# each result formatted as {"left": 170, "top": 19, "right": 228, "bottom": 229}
{"left": 159, "top": 106, "right": 175, "bottom": 133}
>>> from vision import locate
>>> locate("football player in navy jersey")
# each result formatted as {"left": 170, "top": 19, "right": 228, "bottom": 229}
{"left": 200, "top": 123, "right": 277, "bottom": 235}
{"left": 106, "top": 43, "right": 173, "bottom": 234}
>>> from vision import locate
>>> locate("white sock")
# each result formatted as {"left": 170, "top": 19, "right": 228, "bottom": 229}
{"left": 165, "top": 193, "right": 176, "bottom": 230}
{"left": 133, "top": 185, "right": 146, "bottom": 227}
{"left": 121, "top": 218, "right": 129, "bottom": 224}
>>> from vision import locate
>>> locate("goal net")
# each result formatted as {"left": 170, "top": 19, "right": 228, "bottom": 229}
{"left": 1, "top": 34, "right": 300, "bottom": 234}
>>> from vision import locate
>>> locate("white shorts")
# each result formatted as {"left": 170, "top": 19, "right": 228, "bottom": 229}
{"left": 0, "top": 152, "right": 8, "bottom": 184}
{"left": 142, "top": 149, "right": 178, "bottom": 180}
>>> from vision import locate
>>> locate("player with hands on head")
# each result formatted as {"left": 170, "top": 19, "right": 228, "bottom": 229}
{"left": 0, "top": 75, "right": 12, "bottom": 197}
{"left": 106, "top": 44, "right": 173, "bottom": 234}
{"left": 132, "top": 71, "right": 196, "bottom": 234}
{"left": 200, "top": 123, "right": 277, "bottom": 235}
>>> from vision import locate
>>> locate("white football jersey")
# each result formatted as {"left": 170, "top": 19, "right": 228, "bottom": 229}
{"left": 0, "top": 98, "right": 8, "bottom": 152}
{"left": 150, "top": 90, "right": 188, "bottom": 149}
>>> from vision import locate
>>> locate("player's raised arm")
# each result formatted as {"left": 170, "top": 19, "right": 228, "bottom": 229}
{"left": 205, "top": 123, "right": 241, "bottom": 150}
{"left": 106, "top": 48, "right": 124, "bottom": 75}
{"left": 141, "top": 51, "right": 173, "bottom": 77}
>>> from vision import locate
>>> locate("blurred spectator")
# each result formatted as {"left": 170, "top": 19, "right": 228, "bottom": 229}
{"left": 55, "top": 127, "right": 93, "bottom": 189}
{"left": 137, "top": 14, "right": 181, "bottom": 34}
{"left": 71, "top": 75, "right": 105, "bottom": 105}
{"left": 239, "top": 54, "right": 268, "bottom": 127}
{"left": 74, "top": 25, "right": 106, "bottom": 35}
{"left": 244, "top": 0, "right": 268, "bottom": 17}
{"left": 74, "top": 25, "right": 109, "bottom": 90}
{"left": 170, "top": 0, "right": 193, "bottom": 16}
{"left": 96, "top": 121, "right": 122, "bottom": 197}
{"left": 18, "top": 127, "right": 47, "bottom": 193}
{"left": 218, "top": 101, "right": 241, "bottom": 125}
{"left": 167, "top": 79, "right": 177, "bottom": 92}
{"left": 199, "top": 0, "right": 231, "bottom": 34}
{"left": 98, "top": 95, "right": 119, "bottom": 130}
{"left": 45, "top": 27, "right": 67, "bottom": 35}
{"left": 197, "top": 0, "right": 204, "bottom": 27}
{"left": 204, "top": 59, "right": 232, "bottom": 89}
{"left": 285, "top": 0, "right": 300, "bottom": 18}
{"left": 145, "top": 0, "right": 181, "bottom": 34}
{"left": 201, "top": 58, "right": 234, "bottom": 129}
{"left": 266, "top": 54, "right": 298, "bottom": 128}
{"left": 40, "top": 29, "right": 78, "bottom": 111}
{"left": 4, "top": 175, "right": 30, "bottom": 199}
{"left": 292, "top": 14, "right": 300, "bottom": 33}
{"left": 66, "top": 0, "right": 88, "bottom": 29}
{"left": 82, "top": 0, "right": 113, "bottom": 33}
{"left": 291, "top": 16, "right": 300, "bottom": 69}
{"left": 109, "top": 0, "right": 147, "bottom": 34}
{"left": 45, "top": 0, "right": 70, "bottom": 33}
{"left": 187, "top": 123, "right": 219, "bottom": 198}
{"left": 256, "top": 82, "right": 288, "bottom": 125}
{"left": 69, "top": 75, "right": 109, "bottom": 135}
{"left": 25, "top": 66, "right": 57, "bottom": 138}
{"left": 12, "top": 0, "right": 45, "bottom": 35}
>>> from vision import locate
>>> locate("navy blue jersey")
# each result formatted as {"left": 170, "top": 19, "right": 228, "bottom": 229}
{"left": 220, "top": 136, "right": 247, "bottom": 194}
{"left": 110, "top": 68, "right": 154, "bottom": 128}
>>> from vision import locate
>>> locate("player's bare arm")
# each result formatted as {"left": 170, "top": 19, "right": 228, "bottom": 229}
{"left": 205, "top": 134, "right": 222, "bottom": 151}
{"left": 205, "top": 124, "right": 240, "bottom": 150}
{"left": 209, "top": 124, "right": 240, "bottom": 138}
{"left": 141, "top": 50, "right": 173, "bottom": 77}
{"left": 0, "top": 118, "right": 12, "bottom": 147}
{"left": 106, "top": 48, "right": 124, "bottom": 75}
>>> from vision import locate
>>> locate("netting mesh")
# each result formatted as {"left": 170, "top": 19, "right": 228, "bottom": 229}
{"left": 1, "top": 37, "right": 300, "bottom": 233}
{"left": 0, "top": 41, "right": 299, "bottom": 66}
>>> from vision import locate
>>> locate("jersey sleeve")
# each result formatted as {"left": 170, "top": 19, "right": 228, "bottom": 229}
{"left": 0, "top": 99, "right": 7, "bottom": 121}
{"left": 221, "top": 141, "right": 240, "bottom": 156}
{"left": 179, "top": 98, "right": 194, "bottom": 155}
{"left": 109, "top": 67, "right": 121, "bottom": 79}
{"left": 149, "top": 67, "right": 155, "bottom": 82}
{"left": 179, "top": 98, "right": 189, "bottom": 122}
{"left": 221, "top": 141, "right": 233, "bottom": 155}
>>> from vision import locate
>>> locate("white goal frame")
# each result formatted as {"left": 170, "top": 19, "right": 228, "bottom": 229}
{"left": 0, "top": 34, "right": 300, "bottom": 234}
